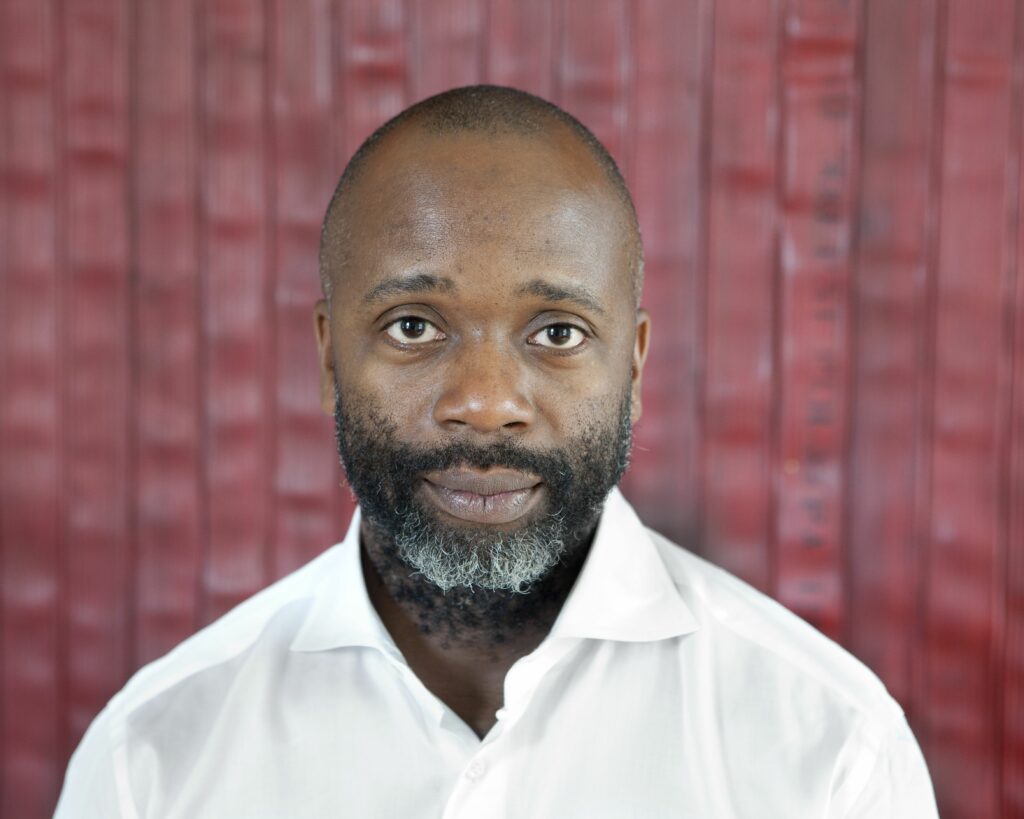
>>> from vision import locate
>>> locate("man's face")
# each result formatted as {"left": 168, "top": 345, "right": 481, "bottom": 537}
{"left": 314, "top": 125, "right": 650, "bottom": 592}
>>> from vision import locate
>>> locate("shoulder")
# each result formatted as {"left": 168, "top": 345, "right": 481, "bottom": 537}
{"left": 63, "top": 544, "right": 342, "bottom": 765}
{"left": 118, "top": 545, "right": 341, "bottom": 715}
{"left": 641, "top": 528, "right": 941, "bottom": 814}
{"left": 646, "top": 526, "right": 905, "bottom": 733}
{"left": 55, "top": 546, "right": 342, "bottom": 816}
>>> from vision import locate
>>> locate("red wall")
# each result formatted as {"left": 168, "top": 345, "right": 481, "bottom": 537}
{"left": 1, "top": 1, "right": 1022, "bottom": 816}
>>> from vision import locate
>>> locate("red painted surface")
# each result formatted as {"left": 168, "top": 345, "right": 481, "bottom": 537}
{"left": 703, "top": 0, "right": 779, "bottom": 594}
{"left": 60, "top": 0, "right": 133, "bottom": 781}
{"left": 1, "top": 1, "right": 1021, "bottom": 816}
{"left": 133, "top": 0, "right": 204, "bottom": 672}
{"left": 773, "top": 0, "right": 858, "bottom": 642}
{"left": 848, "top": 0, "right": 937, "bottom": 717}
{"left": 922, "top": 4, "right": 1017, "bottom": 814}
{"left": 1, "top": 4, "right": 63, "bottom": 816}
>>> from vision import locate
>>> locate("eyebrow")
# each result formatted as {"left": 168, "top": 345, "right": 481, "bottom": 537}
{"left": 362, "top": 273, "right": 457, "bottom": 304}
{"left": 516, "top": 278, "right": 607, "bottom": 316}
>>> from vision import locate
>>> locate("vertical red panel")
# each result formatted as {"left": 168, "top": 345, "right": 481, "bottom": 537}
{"left": 198, "top": 0, "right": 271, "bottom": 623}
{"left": 923, "top": 1, "right": 1016, "bottom": 814}
{"left": 773, "top": 0, "right": 860, "bottom": 640}
{"left": 61, "top": 0, "right": 132, "bottom": 760}
{"left": 1001, "top": 16, "right": 1024, "bottom": 819}
{"left": 133, "top": 0, "right": 203, "bottom": 666}
{"left": 0, "top": 2, "right": 63, "bottom": 814}
{"left": 621, "top": 0, "right": 710, "bottom": 544}
{"left": 848, "top": 0, "right": 937, "bottom": 710}
{"left": 334, "top": 0, "right": 410, "bottom": 158}
{"left": 269, "top": 0, "right": 342, "bottom": 578}
{"left": 1006, "top": 136, "right": 1024, "bottom": 814}
{"left": 702, "top": 0, "right": 780, "bottom": 593}
{"left": 555, "top": 0, "right": 631, "bottom": 166}
{"left": 486, "top": 0, "right": 554, "bottom": 97}
{"left": 408, "top": 0, "right": 487, "bottom": 98}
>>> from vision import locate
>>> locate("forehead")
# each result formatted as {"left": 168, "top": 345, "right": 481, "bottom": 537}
{"left": 329, "top": 126, "right": 633, "bottom": 302}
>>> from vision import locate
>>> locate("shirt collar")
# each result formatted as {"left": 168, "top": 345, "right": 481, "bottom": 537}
{"left": 548, "top": 486, "right": 699, "bottom": 642}
{"left": 290, "top": 487, "right": 698, "bottom": 654}
{"left": 290, "top": 506, "right": 402, "bottom": 657}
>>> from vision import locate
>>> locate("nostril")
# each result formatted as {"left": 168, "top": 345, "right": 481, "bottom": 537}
{"left": 432, "top": 358, "right": 535, "bottom": 432}
{"left": 434, "top": 401, "right": 535, "bottom": 433}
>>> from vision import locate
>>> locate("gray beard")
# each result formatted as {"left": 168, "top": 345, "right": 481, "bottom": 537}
{"left": 390, "top": 499, "right": 573, "bottom": 594}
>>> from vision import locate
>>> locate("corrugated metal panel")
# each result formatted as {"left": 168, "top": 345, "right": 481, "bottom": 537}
{"left": 198, "top": 0, "right": 272, "bottom": 624}
{"left": 773, "top": 0, "right": 859, "bottom": 642}
{"left": 60, "top": 0, "right": 133, "bottom": 776}
{"left": 0, "top": 3, "right": 63, "bottom": 815}
{"left": 133, "top": 0, "right": 203, "bottom": 669}
{"left": 1007, "top": 172, "right": 1024, "bottom": 811}
{"left": 701, "top": 0, "right": 779, "bottom": 593}
{"left": 625, "top": 0, "right": 709, "bottom": 543}
{"left": 923, "top": 3, "right": 1017, "bottom": 813}
{"left": 0, "top": 1, "right": 1020, "bottom": 815}
{"left": 848, "top": 0, "right": 936, "bottom": 718}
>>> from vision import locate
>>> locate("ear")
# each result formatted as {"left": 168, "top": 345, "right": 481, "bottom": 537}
{"left": 313, "top": 299, "right": 336, "bottom": 416}
{"left": 630, "top": 308, "right": 651, "bottom": 425}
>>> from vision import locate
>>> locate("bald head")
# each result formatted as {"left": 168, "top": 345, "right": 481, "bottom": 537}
{"left": 319, "top": 85, "right": 643, "bottom": 304}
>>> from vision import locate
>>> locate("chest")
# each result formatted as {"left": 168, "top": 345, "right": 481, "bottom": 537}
{"left": 124, "top": 642, "right": 843, "bottom": 819}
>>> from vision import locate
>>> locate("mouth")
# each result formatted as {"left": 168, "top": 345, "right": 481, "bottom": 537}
{"left": 420, "top": 467, "right": 544, "bottom": 525}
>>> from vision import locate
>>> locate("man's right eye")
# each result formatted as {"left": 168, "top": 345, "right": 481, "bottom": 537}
{"left": 384, "top": 317, "right": 445, "bottom": 344}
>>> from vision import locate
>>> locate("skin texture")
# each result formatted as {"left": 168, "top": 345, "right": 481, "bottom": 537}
{"left": 313, "top": 121, "right": 650, "bottom": 737}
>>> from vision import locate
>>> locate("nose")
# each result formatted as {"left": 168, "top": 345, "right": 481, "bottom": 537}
{"left": 433, "top": 341, "right": 535, "bottom": 434}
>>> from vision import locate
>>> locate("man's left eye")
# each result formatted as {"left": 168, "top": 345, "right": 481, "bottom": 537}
{"left": 528, "top": 324, "right": 587, "bottom": 350}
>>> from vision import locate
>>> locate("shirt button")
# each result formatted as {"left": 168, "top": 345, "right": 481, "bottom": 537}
{"left": 464, "top": 759, "right": 487, "bottom": 781}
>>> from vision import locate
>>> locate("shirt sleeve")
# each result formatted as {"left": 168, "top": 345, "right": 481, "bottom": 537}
{"left": 53, "top": 708, "right": 131, "bottom": 819}
{"left": 828, "top": 715, "right": 940, "bottom": 819}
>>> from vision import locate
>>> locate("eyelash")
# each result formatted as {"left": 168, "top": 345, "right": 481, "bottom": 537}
{"left": 528, "top": 323, "right": 588, "bottom": 350}
{"left": 381, "top": 317, "right": 590, "bottom": 351}
{"left": 384, "top": 317, "right": 446, "bottom": 345}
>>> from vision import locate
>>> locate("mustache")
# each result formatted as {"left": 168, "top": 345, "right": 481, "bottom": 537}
{"left": 336, "top": 427, "right": 573, "bottom": 489}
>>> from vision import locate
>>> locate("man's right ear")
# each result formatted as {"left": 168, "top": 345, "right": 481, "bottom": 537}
{"left": 313, "top": 299, "right": 336, "bottom": 416}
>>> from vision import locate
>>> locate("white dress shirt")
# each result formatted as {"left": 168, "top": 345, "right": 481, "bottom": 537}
{"left": 55, "top": 488, "right": 938, "bottom": 818}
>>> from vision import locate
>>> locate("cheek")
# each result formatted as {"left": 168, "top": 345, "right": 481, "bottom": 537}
{"left": 544, "top": 388, "right": 628, "bottom": 444}
{"left": 334, "top": 352, "right": 434, "bottom": 433}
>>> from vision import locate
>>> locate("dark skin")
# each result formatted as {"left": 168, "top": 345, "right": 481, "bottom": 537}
{"left": 313, "top": 122, "right": 650, "bottom": 738}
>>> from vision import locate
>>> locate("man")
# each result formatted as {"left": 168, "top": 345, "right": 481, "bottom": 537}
{"left": 56, "top": 86, "right": 938, "bottom": 817}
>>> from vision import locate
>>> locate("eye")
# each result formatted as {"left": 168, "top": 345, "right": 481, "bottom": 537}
{"left": 384, "top": 316, "right": 445, "bottom": 344}
{"left": 529, "top": 323, "right": 587, "bottom": 350}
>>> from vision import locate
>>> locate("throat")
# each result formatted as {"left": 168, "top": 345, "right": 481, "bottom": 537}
{"left": 359, "top": 521, "right": 591, "bottom": 652}
{"left": 359, "top": 525, "right": 593, "bottom": 739}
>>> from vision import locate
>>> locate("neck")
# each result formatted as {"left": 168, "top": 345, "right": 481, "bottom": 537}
{"left": 359, "top": 518, "right": 596, "bottom": 738}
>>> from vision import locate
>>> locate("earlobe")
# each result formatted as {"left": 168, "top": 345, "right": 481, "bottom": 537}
{"left": 630, "top": 308, "right": 651, "bottom": 425}
{"left": 313, "top": 299, "right": 336, "bottom": 417}
{"left": 630, "top": 392, "right": 643, "bottom": 425}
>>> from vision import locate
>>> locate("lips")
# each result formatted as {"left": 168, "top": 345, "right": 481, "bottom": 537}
{"left": 421, "top": 467, "right": 543, "bottom": 525}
